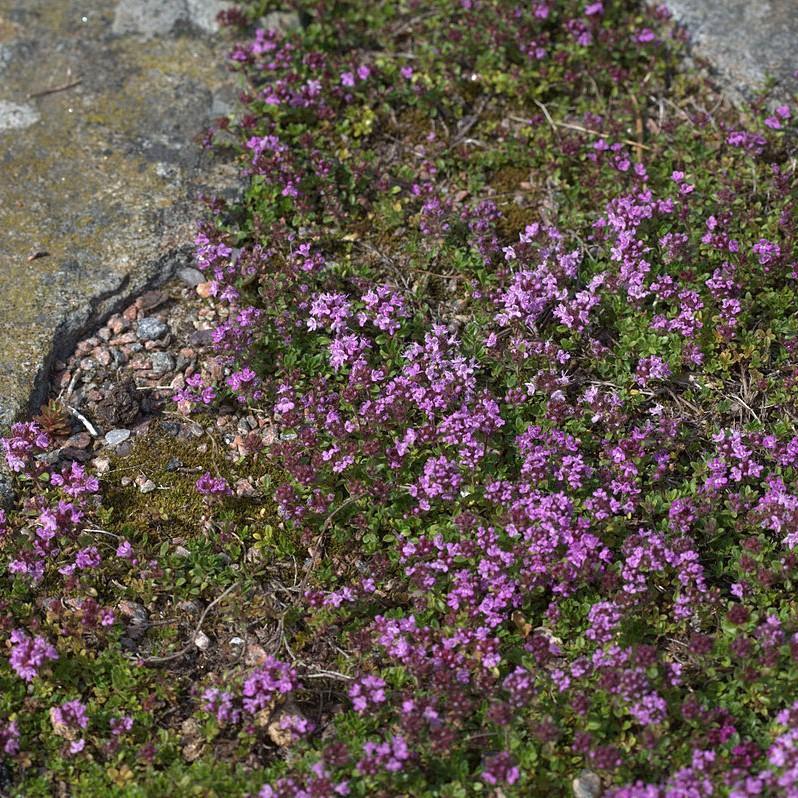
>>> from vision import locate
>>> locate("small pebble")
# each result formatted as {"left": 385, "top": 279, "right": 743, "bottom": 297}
{"left": 137, "top": 478, "right": 156, "bottom": 494}
{"left": 189, "top": 329, "right": 213, "bottom": 347}
{"left": 64, "top": 432, "right": 92, "bottom": 449}
{"left": 105, "top": 428, "right": 131, "bottom": 446}
{"left": 193, "top": 631, "right": 210, "bottom": 651}
{"left": 117, "top": 600, "right": 148, "bottom": 625}
{"left": 137, "top": 290, "right": 168, "bottom": 312}
{"left": 108, "top": 316, "right": 128, "bottom": 334}
{"left": 93, "top": 457, "right": 111, "bottom": 475}
{"left": 115, "top": 440, "right": 134, "bottom": 457}
{"left": 177, "top": 599, "right": 201, "bottom": 616}
{"left": 137, "top": 317, "right": 169, "bottom": 341}
{"left": 109, "top": 332, "right": 137, "bottom": 346}
{"left": 149, "top": 352, "right": 175, "bottom": 375}
{"left": 178, "top": 267, "right": 205, "bottom": 286}
{"left": 573, "top": 770, "right": 602, "bottom": 798}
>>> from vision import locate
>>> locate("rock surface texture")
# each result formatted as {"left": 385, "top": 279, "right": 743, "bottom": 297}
{"left": 0, "top": 0, "right": 236, "bottom": 427}
{"left": 664, "top": 0, "right": 798, "bottom": 103}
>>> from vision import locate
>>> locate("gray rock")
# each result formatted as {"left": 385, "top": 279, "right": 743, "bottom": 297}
{"left": 0, "top": 0, "right": 237, "bottom": 432}
{"left": 259, "top": 10, "right": 302, "bottom": 35}
{"left": 149, "top": 351, "right": 175, "bottom": 375}
{"left": 664, "top": 0, "right": 798, "bottom": 103}
{"left": 572, "top": 770, "right": 602, "bottom": 798}
{"left": 0, "top": 100, "right": 39, "bottom": 131}
{"left": 185, "top": 0, "right": 235, "bottom": 34}
{"left": 112, "top": 0, "right": 186, "bottom": 38}
{"left": 137, "top": 317, "right": 169, "bottom": 341}
{"left": 113, "top": 0, "right": 234, "bottom": 38}
{"left": 104, "top": 428, "right": 131, "bottom": 446}
{"left": 177, "top": 267, "right": 205, "bottom": 286}
{"left": 193, "top": 630, "right": 210, "bottom": 650}
{"left": 0, "top": 466, "right": 15, "bottom": 510}
{"left": 118, "top": 599, "right": 148, "bottom": 627}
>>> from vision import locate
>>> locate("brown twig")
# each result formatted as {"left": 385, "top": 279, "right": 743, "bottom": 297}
{"left": 28, "top": 79, "right": 82, "bottom": 99}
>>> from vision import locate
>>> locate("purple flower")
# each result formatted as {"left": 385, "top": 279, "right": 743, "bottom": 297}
{"left": 195, "top": 472, "right": 232, "bottom": 496}
{"left": 349, "top": 674, "right": 387, "bottom": 713}
{"left": 51, "top": 699, "right": 88, "bottom": 754}
{"left": 50, "top": 461, "right": 99, "bottom": 497}
{"left": 115, "top": 539, "right": 137, "bottom": 563}
{"left": 242, "top": 657, "right": 299, "bottom": 713}
{"left": 8, "top": 629, "right": 58, "bottom": 682}
{"left": 635, "top": 356, "right": 671, "bottom": 386}
{"left": 2, "top": 422, "right": 50, "bottom": 473}
{"left": 203, "top": 688, "right": 241, "bottom": 725}
{"left": 482, "top": 751, "right": 520, "bottom": 786}
{"left": 0, "top": 720, "right": 19, "bottom": 756}
{"left": 110, "top": 715, "right": 133, "bottom": 736}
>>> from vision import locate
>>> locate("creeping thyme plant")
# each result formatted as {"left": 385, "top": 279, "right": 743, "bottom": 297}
{"left": 2, "top": 0, "right": 798, "bottom": 795}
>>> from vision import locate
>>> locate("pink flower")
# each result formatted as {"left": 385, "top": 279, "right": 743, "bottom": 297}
{"left": 8, "top": 629, "right": 58, "bottom": 682}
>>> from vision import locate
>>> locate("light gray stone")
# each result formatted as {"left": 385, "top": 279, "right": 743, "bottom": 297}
{"left": 113, "top": 0, "right": 234, "bottom": 38}
{"left": 185, "top": 0, "right": 235, "bottom": 34}
{"left": 177, "top": 267, "right": 205, "bottom": 286}
{"left": 664, "top": 1, "right": 798, "bottom": 103}
{"left": 0, "top": 100, "right": 39, "bottom": 130}
{"left": 112, "top": 0, "right": 186, "bottom": 38}
{"left": 573, "top": 770, "right": 602, "bottom": 798}
{"left": 149, "top": 351, "right": 175, "bottom": 374}
{"left": 137, "top": 317, "right": 169, "bottom": 341}
{"left": 104, "top": 428, "right": 131, "bottom": 446}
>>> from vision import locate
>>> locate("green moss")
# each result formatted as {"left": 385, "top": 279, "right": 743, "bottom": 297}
{"left": 101, "top": 419, "right": 281, "bottom": 543}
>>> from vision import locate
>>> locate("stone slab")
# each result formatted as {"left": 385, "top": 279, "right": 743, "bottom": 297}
{"left": 664, "top": 0, "right": 798, "bottom": 103}
{"left": 0, "top": 0, "right": 238, "bottom": 429}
